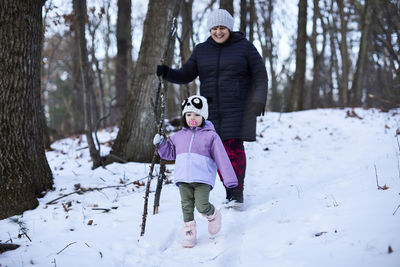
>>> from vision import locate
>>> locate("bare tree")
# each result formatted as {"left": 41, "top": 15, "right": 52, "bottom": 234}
{"left": 240, "top": 0, "right": 247, "bottom": 35}
{"left": 73, "top": 0, "right": 102, "bottom": 168}
{"left": 351, "top": 0, "right": 373, "bottom": 105}
{"left": 258, "top": 0, "right": 279, "bottom": 111}
{"left": 0, "top": 0, "right": 53, "bottom": 219}
{"left": 336, "top": 0, "right": 350, "bottom": 106}
{"left": 287, "top": 0, "right": 307, "bottom": 111}
{"left": 115, "top": 0, "right": 132, "bottom": 122}
{"left": 220, "top": 0, "right": 234, "bottom": 15}
{"left": 309, "top": 0, "right": 327, "bottom": 108}
{"left": 110, "top": 0, "right": 182, "bottom": 163}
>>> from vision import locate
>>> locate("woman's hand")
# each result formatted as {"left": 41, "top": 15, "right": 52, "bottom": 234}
{"left": 156, "top": 65, "right": 169, "bottom": 77}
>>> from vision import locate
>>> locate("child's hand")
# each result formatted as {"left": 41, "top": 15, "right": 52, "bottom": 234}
{"left": 153, "top": 133, "right": 164, "bottom": 146}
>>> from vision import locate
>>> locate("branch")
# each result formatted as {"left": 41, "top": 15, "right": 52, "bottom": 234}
{"left": 56, "top": 242, "right": 77, "bottom": 255}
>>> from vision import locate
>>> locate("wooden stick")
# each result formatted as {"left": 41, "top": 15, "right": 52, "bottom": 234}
{"left": 56, "top": 242, "right": 77, "bottom": 255}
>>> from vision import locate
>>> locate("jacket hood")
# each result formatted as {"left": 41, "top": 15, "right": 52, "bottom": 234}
{"left": 206, "top": 31, "right": 245, "bottom": 47}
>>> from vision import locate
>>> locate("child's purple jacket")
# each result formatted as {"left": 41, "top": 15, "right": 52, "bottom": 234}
{"left": 158, "top": 120, "right": 238, "bottom": 189}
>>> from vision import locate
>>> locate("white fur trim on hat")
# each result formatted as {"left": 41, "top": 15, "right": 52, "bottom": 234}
{"left": 182, "top": 95, "right": 208, "bottom": 120}
{"left": 207, "top": 9, "right": 234, "bottom": 31}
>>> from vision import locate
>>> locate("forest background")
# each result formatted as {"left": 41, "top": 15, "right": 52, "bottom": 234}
{"left": 0, "top": 0, "right": 399, "bottom": 220}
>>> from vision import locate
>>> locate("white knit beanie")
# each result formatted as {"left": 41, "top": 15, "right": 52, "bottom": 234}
{"left": 182, "top": 95, "right": 208, "bottom": 120}
{"left": 207, "top": 9, "right": 234, "bottom": 31}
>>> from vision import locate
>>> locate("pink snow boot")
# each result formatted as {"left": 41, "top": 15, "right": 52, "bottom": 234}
{"left": 181, "top": 220, "right": 197, "bottom": 248}
{"left": 205, "top": 209, "right": 221, "bottom": 235}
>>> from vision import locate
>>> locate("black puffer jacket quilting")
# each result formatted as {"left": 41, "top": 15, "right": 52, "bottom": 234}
{"left": 164, "top": 32, "right": 268, "bottom": 141}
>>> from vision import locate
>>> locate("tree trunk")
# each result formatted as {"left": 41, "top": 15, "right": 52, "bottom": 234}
{"left": 260, "top": 0, "right": 279, "bottom": 112}
{"left": 351, "top": 0, "right": 373, "bottom": 106}
{"left": 240, "top": 0, "right": 247, "bottom": 35}
{"left": 249, "top": 0, "right": 255, "bottom": 43}
{"left": 73, "top": 0, "right": 102, "bottom": 168}
{"left": 178, "top": 0, "right": 196, "bottom": 103}
{"left": 287, "top": 0, "right": 307, "bottom": 112}
{"left": 0, "top": 0, "right": 53, "bottom": 220}
{"left": 110, "top": 0, "right": 181, "bottom": 162}
{"left": 219, "top": 0, "right": 234, "bottom": 16}
{"left": 336, "top": 0, "right": 349, "bottom": 107}
{"left": 115, "top": 0, "right": 132, "bottom": 123}
{"left": 310, "top": 0, "right": 326, "bottom": 108}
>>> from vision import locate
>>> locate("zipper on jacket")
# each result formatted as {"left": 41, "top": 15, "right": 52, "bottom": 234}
{"left": 187, "top": 127, "right": 196, "bottom": 180}
{"left": 188, "top": 127, "right": 196, "bottom": 153}
{"left": 216, "top": 47, "right": 222, "bottom": 134}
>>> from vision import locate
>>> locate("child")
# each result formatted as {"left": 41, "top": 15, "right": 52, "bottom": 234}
{"left": 153, "top": 95, "right": 238, "bottom": 248}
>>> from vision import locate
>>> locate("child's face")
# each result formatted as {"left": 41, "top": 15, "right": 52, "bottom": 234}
{"left": 185, "top": 112, "right": 203, "bottom": 127}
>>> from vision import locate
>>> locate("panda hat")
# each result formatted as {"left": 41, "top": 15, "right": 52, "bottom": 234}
{"left": 181, "top": 95, "right": 208, "bottom": 120}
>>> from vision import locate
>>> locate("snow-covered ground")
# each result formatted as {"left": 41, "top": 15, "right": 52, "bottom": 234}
{"left": 1, "top": 108, "right": 399, "bottom": 267}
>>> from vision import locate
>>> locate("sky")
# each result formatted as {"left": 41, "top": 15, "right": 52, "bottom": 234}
{"left": 1, "top": 107, "right": 399, "bottom": 266}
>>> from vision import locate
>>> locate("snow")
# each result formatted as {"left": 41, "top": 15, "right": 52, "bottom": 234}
{"left": 1, "top": 108, "right": 400, "bottom": 267}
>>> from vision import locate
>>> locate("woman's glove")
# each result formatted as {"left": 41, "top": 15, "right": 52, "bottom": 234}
{"left": 153, "top": 133, "right": 164, "bottom": 146}
{"left": 156, "top": 65, "right": 169, "bottom": 77}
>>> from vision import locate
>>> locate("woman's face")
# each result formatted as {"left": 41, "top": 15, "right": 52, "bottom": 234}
{"left": 185, "top": 112, "right": 203, "bottom": 128}
{"left": 210, "top": 26, "right": 230, "bottom": 44}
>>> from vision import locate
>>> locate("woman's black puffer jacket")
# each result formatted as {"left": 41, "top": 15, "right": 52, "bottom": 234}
{"left": 164, "top": 32, "right": 268, "bottom": 141}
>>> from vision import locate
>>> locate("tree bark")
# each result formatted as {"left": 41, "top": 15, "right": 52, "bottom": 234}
{"left": 336, "top": 0, "right": 349, "bottom": 107}
{"left": 179, "top": 0, "right": 196, "bottom": 101}
{"left": 110, "top": 0, "right": 182, "bottom": 162}
{"left": 240, "top": 0, "right": 247, "bottom": 35}
{"left": 0, "top": 0, "right": 53, "bottom": 220}
{"left": 249, "top": 0, "right": 255, "bottom": 43}
{"left": 219, "top": 0, "right": 234, "bottom": 16}
{"left": 351, "top": 0, "right": 373, "bottom": 106}
{"left": 287, "top": 0, "right": 307, "bottom": 111}
{"left": 309, "top": 0, "right": 326, "bottom": 108}
{"left": 73, "top": 0, "right": 102, "bottom": 168}
{"left": 115, "top": 0, "right": 132, "bottom": 122}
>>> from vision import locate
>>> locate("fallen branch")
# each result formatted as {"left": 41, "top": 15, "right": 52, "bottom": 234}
{"left": 21, "top": 230, "right": 32, "bottom": 242}
{"left": 46, "top": 176, "right": 147, "bottom": 205}
{"left": 56, "top": 242, "right": 76, "bottom": 255}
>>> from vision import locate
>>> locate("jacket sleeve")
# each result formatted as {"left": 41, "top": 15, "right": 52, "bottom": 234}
{"left": 163, "top": 46, "right": 199, "bottom": 84}
{"left": 210, "top": 134, "right": 238, "bottom": 188}
{"left": 248, "top": 42, "right": 268, "bottom": 105}
{"left": 157, "top": 136, "right": 176, "bottom": 161}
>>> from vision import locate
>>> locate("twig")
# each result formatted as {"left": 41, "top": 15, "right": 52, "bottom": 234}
{"left": 21, "top": 230, "right": 32, "bottom": 242}
{"left": 374, "top": 164, "right": 387, "bottom": 190}
{"left": 393, "top": 204, "right": 400, "bottom": 215}
{"left": 92, "top": 208, "right": 111, "bottom": 212}
{"left": 56, "top": 242, "right": 77, "bottom": 255}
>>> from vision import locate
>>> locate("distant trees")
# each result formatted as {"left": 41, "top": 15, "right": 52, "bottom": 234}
{"left": 34, "top": 0, "right": 398, "bottom": 162}
{"left": 0, "top": 0, "right": 53, "bottom": 219}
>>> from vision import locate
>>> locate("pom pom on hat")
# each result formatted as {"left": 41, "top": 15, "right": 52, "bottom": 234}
{"left": 182, "top": 95, "right": 208, "bottom": 120}
{"left": 207, "top": 9, "right": 234, "bottom": 31}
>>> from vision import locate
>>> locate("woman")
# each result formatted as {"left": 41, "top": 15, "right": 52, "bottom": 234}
{"left": 157, "top": 9, "right": 268, "bottom": 209}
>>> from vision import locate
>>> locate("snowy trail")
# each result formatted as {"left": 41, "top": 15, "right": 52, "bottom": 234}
{"left": 1, "top": 108, "right": 399, "bottom": 267}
